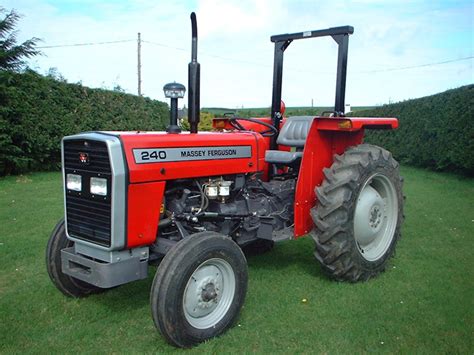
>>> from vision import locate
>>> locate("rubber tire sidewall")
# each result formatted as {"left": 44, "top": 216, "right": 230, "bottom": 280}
{"left": 150, "top": 232, "right": 248, "bottom": 348}
{"left": 46, "top": 219, "right": 102, "bottom": 297}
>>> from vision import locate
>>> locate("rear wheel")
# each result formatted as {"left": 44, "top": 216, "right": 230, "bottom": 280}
{"left": 46, "top": 219, "right": 103, "bottom": 297}
{"left": 311, "top": 144, "right": 404, "bottom": 282}
{"left": 150, "top": 232, "right": 248, "bottom": 348}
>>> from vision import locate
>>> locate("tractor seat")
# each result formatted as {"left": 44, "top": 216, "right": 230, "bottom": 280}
{"left": 265, "top": 116, "right": 313, "bottom": 166}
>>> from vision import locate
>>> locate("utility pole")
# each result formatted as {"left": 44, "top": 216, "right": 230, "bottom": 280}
{"left": 137, "top": 32, "right": 142, "bottom": 96}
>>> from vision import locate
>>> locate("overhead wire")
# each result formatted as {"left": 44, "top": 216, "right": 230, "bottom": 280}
{"left": 142, "top": 40, "right": 474, "bottom": 74}
{"left": 36, "top": 37, "right": 473, "bottom": 74}
{"left": 37, "top": 39, "right": 135, "bottom": 49}
{"left": 141, "top": 40, "right": 188, "bottom": 53}
{"left": 143, "top": 39, "right": 270, "bottom": 68}
{"left": 357, "top": 56, "right": 473, "bottom": 73}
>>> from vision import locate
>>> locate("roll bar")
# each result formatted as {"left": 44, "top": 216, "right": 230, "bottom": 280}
{"left": 270, "top": 26, "right": 354, "bottom": 149}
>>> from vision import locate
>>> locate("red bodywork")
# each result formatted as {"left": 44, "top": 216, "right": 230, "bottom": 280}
{"left": 118, "top": 116, "right": 398, "bottom": 248}
{"left": 120, "top": 131, "right": 267, "bottom": 247}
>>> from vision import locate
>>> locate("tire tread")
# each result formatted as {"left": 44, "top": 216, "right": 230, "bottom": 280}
{"left": 311, "top": 144, "right": 405, "bottom": 282}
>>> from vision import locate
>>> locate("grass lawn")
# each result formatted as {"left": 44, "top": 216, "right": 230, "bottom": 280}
{"left": 0, "top": 166, "right": 472, "bottom": 353}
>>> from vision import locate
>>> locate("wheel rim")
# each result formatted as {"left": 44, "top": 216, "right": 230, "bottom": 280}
{"left": 354, "top": 173, "right": 398, "bottom": 261}
{"left": 183, "top": 258, "right": 236, "bottom": 329}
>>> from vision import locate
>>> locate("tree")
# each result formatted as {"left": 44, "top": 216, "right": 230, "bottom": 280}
{"left": 180, "top": 111, "right": 215, "bottom": 131}
{"left": 46, "top": 67, "right": 66, "bottom": 82}
{"left": 0, "top": 7, "right": 40, "bottom": 71}
{"left": 113, "top": 84, "right": 125, "bottom": 93}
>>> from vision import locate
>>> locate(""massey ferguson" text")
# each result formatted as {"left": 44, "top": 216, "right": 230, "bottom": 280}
{"left": 133, "top": 146, "right": 251, "bottom": 164}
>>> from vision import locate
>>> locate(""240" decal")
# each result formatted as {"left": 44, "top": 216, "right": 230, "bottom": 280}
{"left": 140, "top": 150, "right": 167, "bottom": 161}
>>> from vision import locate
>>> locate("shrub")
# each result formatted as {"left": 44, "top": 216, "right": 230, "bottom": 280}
{"left": 0, "top": 70, "right": 168, "bottom": 175}
{"left": 351, "top": 85, "right": 474, "bottom": 176}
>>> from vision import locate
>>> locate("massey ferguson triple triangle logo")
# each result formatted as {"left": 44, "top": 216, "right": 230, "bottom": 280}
{"left": 79, "top": 152, "right": 89, "bottom": 164}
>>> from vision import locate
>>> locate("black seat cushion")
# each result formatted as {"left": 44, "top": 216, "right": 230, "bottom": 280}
{"left": 265, "top": 150, "right": 303, "bottom": 165}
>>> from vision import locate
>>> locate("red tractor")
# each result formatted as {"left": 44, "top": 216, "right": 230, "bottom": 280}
{"left": 46, "top": 13, "right": 404, "bottom": 347}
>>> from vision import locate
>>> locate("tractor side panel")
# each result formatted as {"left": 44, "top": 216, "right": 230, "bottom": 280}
{"left": 127, "top": 181, "right": 165, "bottom": 248}
{"left": 120, "top": 132, "right": 264, "bottom": 183}
{"left": 294, "top": 120, "right": 364, "bottom": 237}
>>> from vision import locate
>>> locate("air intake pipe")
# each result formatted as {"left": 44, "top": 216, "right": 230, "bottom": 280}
{"left": 188, "top": 12, "right": 200, "bottom": 134}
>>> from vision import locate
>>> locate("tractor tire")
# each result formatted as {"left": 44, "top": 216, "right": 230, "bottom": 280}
{"left": 241, "top": 239, "right": 274, "bottom": 256}
{"left": 150, "top": 232, "right": 248, "bottom": 348}
{"left": 46, "top": 219, "right": 104, "bottom": 297}
{"left": 311, "top": 144, "right": 404, "bottom": 282}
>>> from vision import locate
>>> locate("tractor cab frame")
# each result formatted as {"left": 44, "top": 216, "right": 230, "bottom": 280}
{"left": 270, "top": 25, "right": 353, "bottom": 148}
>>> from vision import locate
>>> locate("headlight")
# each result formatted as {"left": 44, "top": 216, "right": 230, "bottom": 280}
{"left": 90, "top": 177, "right": 107, "bottom": 196}
{"left": 66, "top": 174, "right": 82, "bottom": 191}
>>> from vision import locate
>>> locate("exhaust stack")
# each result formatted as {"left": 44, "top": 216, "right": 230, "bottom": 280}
{"left": 188, "top": 12, "right": 200, "bottom": 134}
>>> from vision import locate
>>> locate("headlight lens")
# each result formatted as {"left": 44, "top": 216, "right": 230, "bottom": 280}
{"left": 66, "top": 174, "right": 82, "bottom": 191}
{"left": 90, "top": 177, "right": 107, "bottom": 196}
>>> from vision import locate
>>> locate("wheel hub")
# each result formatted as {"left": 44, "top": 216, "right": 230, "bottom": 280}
{"left": 369, "top": 205, "right": 383, "bottom": 229}
{"left": 201, "top": 282, "right": 218, "bottom": 302}
{"left": 354, "top": 184, "right": 385, "bottom": 246}
{"left": 195, "top": 276, "right": 220, "bottom": 310}
{"left": 183, "top": 258, "right": 236, "bottom": 329}
{"left": 354, "top": 173, "right": 398, "bottom": 261}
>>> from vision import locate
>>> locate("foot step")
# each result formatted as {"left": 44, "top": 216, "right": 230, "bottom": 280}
{"left": 272, "top": 226, "right": 294, "bottom": 242}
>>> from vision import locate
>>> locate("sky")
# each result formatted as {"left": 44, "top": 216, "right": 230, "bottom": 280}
{"left": 4, "top": 0, "right": 473, "bottom": 108}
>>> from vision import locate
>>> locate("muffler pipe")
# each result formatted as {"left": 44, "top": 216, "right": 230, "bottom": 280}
{"left": 188, "top": 12, "right": 200, "bottom": 134}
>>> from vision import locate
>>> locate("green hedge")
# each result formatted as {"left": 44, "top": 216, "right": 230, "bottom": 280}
{"left": 2, "top": 70, "right": 472, "bottom": 176}
{"left": 351, "top": 85, "right": 474, "bottom": 176}
{"left": 0, "top": 70, "right": 168, "bottom": 175}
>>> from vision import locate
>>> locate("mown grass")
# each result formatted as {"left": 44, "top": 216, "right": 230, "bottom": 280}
{"left": 0, "top": 167, "right": 472, "bottom": 353}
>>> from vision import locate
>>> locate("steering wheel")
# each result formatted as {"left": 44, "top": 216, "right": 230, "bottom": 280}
{"left": 228, "top": 117, "right": 278, "bottom": 137}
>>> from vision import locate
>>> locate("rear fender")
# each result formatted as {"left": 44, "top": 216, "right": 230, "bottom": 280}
{"left": 293, "top": 116, "right": 397, "bottom": 237}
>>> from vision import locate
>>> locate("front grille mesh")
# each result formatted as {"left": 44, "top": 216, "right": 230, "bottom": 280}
{"left": 64, "top": 140, "right": 111, "bottom": 174}
{"left": 64, "top": 140, "right": 112, "bottom": 246}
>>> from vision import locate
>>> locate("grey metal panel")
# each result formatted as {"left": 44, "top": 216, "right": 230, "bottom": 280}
{"left": 61, "top": 247, "right": 148, "bottom": 288}
{"left": 75, "top": 243, "right": 149, "bottom": 263}
{"left": 62, "top": 132, "right": 126, "bottom": 251}
{"left": 265, "top": 150, "right": 303, "bottom": 164}
{"left": 276, "top": 116, "right": 314, "bottom": 147}
{"left": 133, "top": 145, "right": 252, "bottom": 164}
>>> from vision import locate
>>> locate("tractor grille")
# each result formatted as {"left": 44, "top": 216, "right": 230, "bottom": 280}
{"left": 63, "top": 139, "right": 112, "bottom": 247}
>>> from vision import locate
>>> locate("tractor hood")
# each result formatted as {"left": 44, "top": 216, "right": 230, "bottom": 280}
{"left": 116, "top": 131, "right": 267, "bottom": 183}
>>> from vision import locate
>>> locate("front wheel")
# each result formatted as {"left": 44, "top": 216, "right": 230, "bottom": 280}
{"left": 150, "top": 232, "right": 248, "bottom": 348}
{"left": 311, "top": 144, "right": 404, "bottom": 282}
{"left": 46, "top": 219, "right": 104, "bottom": 297}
